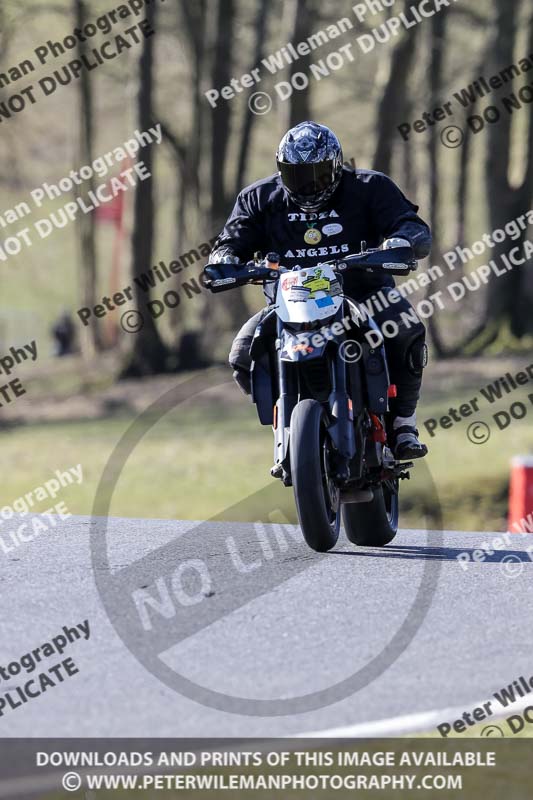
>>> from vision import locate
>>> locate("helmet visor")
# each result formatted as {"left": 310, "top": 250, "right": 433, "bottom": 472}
{"left": 277, "top": 159, "right": 336, "bottom": 198}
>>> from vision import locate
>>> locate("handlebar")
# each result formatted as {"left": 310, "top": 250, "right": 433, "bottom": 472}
{"left": 203, "top": 246, "right": 417, "bottom": 293}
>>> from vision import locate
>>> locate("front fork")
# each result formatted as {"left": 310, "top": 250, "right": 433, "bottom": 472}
{"left": 326, "top": 346, "right": 355, "bottom": 481}
{"left": 273, "top": 330, "right": 356, "bottom": 485}
{"left": 272, "top": 323, "right": 297, "bottom": 479}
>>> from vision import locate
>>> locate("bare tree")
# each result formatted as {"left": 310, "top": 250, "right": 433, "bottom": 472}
{"left": 210, "top": 0, "right": 235, "bottom": 229}
{"left": 424, "top": 10, "right": 447, "bottom": 356}
{"left": 234, "top": 0, "right": 271, "bottom": 194}
{"left": 123, "top": 0, "right": 168, "bottom": 376}
{"left": 280, "top": 0, "right": 315, "bottom": 129}
{"left": 372, "top": 0, "right": 420, "bottom": 174}
{"left": 485, "top": 1, "right": 533, "bottom": 340}
{"left": 459, "top": 0, "right": 533, "bottom": 354}
{"left": 197, "top": 0, "right": 251, "bottom": 361}
{"left": 74, "top": 0, "right": 101, "bottom": 357}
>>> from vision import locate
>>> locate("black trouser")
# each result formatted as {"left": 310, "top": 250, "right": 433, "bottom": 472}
{"left": 229, "top": 288, "right": 426, "bottom": 418}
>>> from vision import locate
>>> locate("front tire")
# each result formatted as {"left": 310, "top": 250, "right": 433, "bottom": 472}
{"left": 342, "top": 480, "right": 398, "bottom": 547}
{"left": 290, "top": 399, "right": 340, "bottom": 552}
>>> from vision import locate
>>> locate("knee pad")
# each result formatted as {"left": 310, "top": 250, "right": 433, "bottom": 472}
{"left": 406, "top": 332, "right": 428, "bottom": 376}
{"left": 232, "top": 368, "right": 252, "bottom": 396}
{"left": 228, "top": 336, "right": 253, "bottom": 373}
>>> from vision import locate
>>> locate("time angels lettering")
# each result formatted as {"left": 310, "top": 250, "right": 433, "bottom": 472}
{"left": 284, "top": 243, "right": 350, "bottom": 259}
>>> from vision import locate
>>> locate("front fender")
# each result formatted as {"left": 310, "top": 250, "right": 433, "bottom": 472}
{"left": 278, "top": 329, "right": 326, "bottom": 362}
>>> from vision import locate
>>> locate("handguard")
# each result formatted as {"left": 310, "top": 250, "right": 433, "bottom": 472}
{"left": 335, "top": 246, "right": 417, "bottom": 276}
{"left": 202, "top": 263, "right": 248, "bottom": 293}
{"left": 203, "top": 262, "right": 280, "bottom": 293}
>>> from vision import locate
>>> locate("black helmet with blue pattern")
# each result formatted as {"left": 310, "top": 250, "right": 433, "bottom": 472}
{"left": 276, "top": 121, "right": 344, "bottom": 211}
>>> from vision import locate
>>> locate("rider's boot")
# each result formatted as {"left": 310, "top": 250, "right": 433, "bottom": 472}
{"left": 390, "top": 414, "right": 428, "bottom": 460}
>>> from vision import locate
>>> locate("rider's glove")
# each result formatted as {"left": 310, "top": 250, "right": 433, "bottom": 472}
{"left": 210, "top": 252, "right": 242, "bottom": 265}
{"left": 382, "top": 237, "right": 411, "bottom": 250}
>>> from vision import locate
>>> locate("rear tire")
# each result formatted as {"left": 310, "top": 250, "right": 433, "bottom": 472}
{"left": 342, "top": 481, "right": 398, "bottom": 547}
{"left": 290, "top": 399, "right": 340, "bottom": 552}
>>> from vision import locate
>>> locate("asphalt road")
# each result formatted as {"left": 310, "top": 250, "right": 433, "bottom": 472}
{"left": 1, "top": 514, "right": 533, "bottom": 737}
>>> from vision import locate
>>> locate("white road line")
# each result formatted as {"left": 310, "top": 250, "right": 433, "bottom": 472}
{"left": 300, "top": 695, "right": 533, "bottom": 738}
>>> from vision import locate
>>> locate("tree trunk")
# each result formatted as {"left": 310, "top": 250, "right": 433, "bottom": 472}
{"left": 210, "top": 0, "right": 234, "bottom": 227}
{"left": 280, "top": 0, "right": 314, "bottom": 129}
{"left": 198, "top": 0, "right": 250, "bottom": 361}
{"left": 234, "top": 0, "right": 270, "bottom": 194}
{"left": 75, "top": 0, "right": 101, "bottom": 357}
{"left": 181, "top": 0, "right": 207, "bottom": 210}
{"left": 155, "top": 2, "right": 208, "bottom": 347}
{"left": 400, "top": 96, "right": 417, "bottom": 199}
{"left": 122, "top": 1, "right": 168, "bottom": 376}
{"left": 372, "top": 0, "right": 419, "bottom": 174}
{"left": 425, "top": 10, "right": 447, "bottom": 357}
{"left": 485, "top": 0, "right": 533, "bottom": 340}
{"left": 445, "top": 2, "right": 533, "bottom": 356}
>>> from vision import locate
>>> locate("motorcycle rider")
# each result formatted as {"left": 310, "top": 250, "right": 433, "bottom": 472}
{"left": 209, "top": 121, "right": 431, "bottom": 460}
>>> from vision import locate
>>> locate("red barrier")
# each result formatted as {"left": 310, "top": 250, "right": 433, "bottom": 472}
{"left": 508, "top": 456, "right": 533, "bottom": 532}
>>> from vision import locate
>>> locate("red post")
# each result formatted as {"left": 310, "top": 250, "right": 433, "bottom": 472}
{"left": 508, "top": 456, "right": 533, "bottom": 532}
{"left": 94, "top": 164, "right": 128, "bottom": 347}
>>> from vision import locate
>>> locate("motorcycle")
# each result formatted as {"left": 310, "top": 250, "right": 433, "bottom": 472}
{"left": 203, "top": 245, "right": 417, "bottom": 553}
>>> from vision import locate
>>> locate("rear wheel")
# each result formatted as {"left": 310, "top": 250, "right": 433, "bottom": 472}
{"left": 290, "top": 399, "right": 340, "bottom": 552}
{"left": 342, "top": 479, "right": 398, "bottom": 546}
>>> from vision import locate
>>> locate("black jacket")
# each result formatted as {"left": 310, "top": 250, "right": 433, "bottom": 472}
{"left": 210, "top": 167, "right": 431, "bottom": 297}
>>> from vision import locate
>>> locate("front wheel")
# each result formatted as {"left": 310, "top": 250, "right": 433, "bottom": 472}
{"left": 290, "top": 399, "right": 340, "bottom": 552}
{"left": 342, "top": 480, "right": 399, "bottom": 547}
